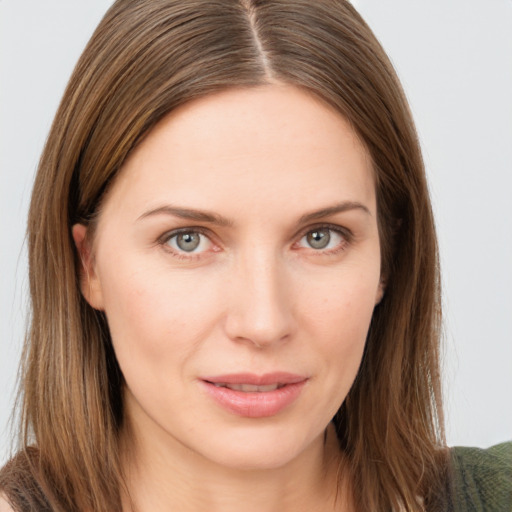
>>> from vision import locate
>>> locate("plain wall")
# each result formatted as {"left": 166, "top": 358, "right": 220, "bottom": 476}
{"left": 1, "top": 0, "right": 511, "bottom": 464}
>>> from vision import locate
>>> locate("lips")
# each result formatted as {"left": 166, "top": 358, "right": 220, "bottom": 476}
{"left": 200, "top": 372, "right": 308, "bottom": 418}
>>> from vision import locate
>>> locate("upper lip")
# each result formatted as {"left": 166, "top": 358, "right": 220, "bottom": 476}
{"left": 202, "top": 372, "right": 307, "bottom": 386}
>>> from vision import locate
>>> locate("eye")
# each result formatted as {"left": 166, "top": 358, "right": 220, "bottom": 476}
{"left": 297, "top": 227, "right": 347, "bottom": 251}
{"left": 163, "top": 229, "right": 213, "bottom": 254}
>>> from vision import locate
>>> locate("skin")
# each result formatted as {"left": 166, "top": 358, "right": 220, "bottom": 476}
{"left": 0, "top": 495, "right": 12, "bottom": 512}
{"left": 74, "top": 84, "right": 384, "bottom": 512}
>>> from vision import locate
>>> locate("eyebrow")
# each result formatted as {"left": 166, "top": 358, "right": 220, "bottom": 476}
{"left": 137, "top": 205, "right": 234, "bottom": 226}
{"left": 137, "top": 200, "right": 371, "bottom": 226}
{"left": 298, "top": 201, "right": 371, "bottom": 223}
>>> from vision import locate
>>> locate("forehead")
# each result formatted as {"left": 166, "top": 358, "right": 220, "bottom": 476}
{"left": 100, "top": 84, "right": 375, "bottom": 223}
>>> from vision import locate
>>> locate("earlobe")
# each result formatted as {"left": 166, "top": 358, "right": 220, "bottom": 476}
{"left": 375, "top": 279, "right": 386, "bottom": 305}
{"left": 72, "top": 224, "right": 104, "bottom": 310}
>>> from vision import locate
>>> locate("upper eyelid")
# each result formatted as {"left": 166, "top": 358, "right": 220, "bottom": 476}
{"left": 158, "top": 226, "right": 213, "bottom": 243}
{"left": 159, "top": 222, "right": 351, "bottom": 239}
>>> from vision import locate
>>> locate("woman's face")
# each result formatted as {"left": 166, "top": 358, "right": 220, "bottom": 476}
{"left": 75, "top": 85, "right": 383, "bottom": 470}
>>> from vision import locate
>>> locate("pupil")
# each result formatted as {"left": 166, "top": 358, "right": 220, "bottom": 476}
{"left": 177, "top": 232, "right": 200, "bottom": 252}
{"left": 307, "top": 229, "right": 330, "bottom": 249}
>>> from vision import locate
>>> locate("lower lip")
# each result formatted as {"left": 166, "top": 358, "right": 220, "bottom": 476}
{"left": 200, "top": 380, "right": 307, "bottom": 418}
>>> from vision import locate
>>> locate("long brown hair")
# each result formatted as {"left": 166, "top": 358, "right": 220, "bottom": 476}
{"left": 1, "top": 1, "right": 447, "bottom": 510}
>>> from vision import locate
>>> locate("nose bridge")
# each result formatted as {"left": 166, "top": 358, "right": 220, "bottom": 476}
{"left": 224, "top": 244, "right": 294, "bottom": 347}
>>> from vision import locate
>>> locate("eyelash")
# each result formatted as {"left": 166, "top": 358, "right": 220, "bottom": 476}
{"left": 158, "top": 224, "right": 352, "bottom": 260}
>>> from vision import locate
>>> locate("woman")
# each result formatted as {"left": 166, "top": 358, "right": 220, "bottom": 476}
{"left": 0, "top": 1, "right": 510, "bottom": 511}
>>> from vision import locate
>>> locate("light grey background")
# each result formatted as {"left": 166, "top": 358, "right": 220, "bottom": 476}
{"left": 1, "top": 0, "right": 511, "bottom": 464}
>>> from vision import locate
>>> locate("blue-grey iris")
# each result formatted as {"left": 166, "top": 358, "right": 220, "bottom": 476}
{"left": 307, "top": 229, "right": 330, "bottom": 249}
{"left": 176, "top": 232, "right": 201, "bottom": 252}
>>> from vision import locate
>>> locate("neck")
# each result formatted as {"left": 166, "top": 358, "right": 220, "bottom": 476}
{"left": 120, "top": 402, "right": 350, "bottom": 512}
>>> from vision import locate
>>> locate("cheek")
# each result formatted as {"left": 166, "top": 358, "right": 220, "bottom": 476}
{"left": 96, "top": 256, "right": 223, "bottom": 377}
{"left": 304, "top": 264, "right": 379, "bottom": 339}
{"left": 301, "top": 268, "right": 378, "bottom": 402}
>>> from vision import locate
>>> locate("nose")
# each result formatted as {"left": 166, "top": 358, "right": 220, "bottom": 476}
{"left": 223, "top": 249, "right": 295, "bottom": 349}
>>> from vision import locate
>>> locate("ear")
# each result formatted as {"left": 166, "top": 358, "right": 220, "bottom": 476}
{"left": 72, "top": 224, "right": 105, "bottom": 310}
{"left": 375, "top": 278, "right": 386, "bottom": 305}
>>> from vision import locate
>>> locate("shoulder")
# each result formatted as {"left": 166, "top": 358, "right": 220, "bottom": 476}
{"left": 450, "top": 441, "right": 512, "bottom": 512}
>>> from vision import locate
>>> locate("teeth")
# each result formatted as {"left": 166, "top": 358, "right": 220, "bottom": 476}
{"left": 256, "top": 384, "right": 280, "bottom": 392}
{"left": 212, "top": 383, "right": 281, "bottom": 392}
{"left": 230, "top": 384, "right": 259, "bottom": 392}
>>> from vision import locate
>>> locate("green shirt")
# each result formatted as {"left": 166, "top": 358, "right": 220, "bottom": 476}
{"left": 450, "top": 442, "right": 512, "bottom": 512}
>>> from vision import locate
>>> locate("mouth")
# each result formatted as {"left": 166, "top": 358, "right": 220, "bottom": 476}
{"left": 208, "top": 382, "right": 287, "bottom": 392}
{"left": 200, "top": 373, "right": 308, "bottom": 418}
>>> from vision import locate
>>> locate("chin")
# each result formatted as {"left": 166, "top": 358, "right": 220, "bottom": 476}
{"left": 190, "top": 422, "right": 323, "bottom": 471}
